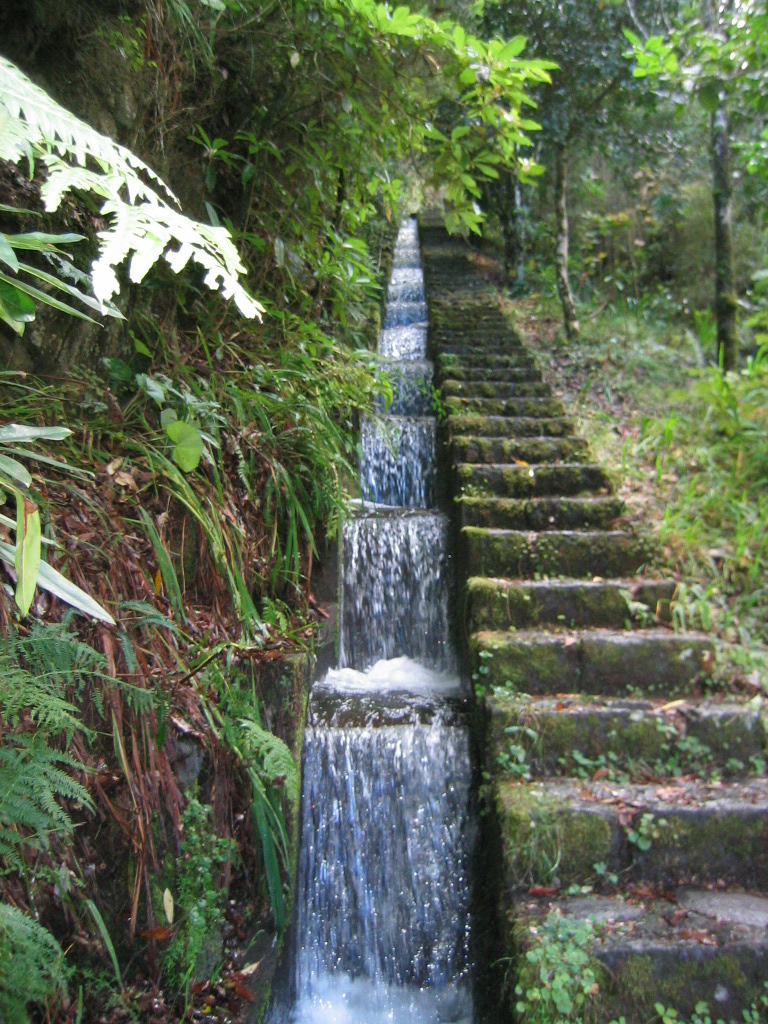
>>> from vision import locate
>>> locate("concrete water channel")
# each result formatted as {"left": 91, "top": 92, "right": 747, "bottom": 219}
{"left": 268, "top": 215, "right": 768, "bottom": 1024}
{"left": 268, "top": 219, "right": 476, "bottom": 1024}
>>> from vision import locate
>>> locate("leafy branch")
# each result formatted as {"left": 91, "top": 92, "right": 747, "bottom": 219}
{"left": 0, "top": 56, "right": 262, "bottom": 319}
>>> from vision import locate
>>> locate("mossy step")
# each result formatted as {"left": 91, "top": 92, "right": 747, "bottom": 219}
{"left": 459, "top": 494, "right": 623, "bottom": 530}
{"left": 470, "top": 628, "right": 714, "bottom": 696}
{"left": 446, "top": 415, "right": 574, "bottom": 438}
{"left": 496, "top": 776, "right": 768, "bottom": 888}
{"left": 437, "top": 348, "right": 530, "bottom": 365}
{"left": 451, "top": 436, "right": 588, "bottom": 467}
{"left": 455, "top": 462, "right": 611, "bottom": 498}
{"left": 437, "top": 352, "right": 536, "bottom": 371}
{"left": 487, "top": 692, "right": 766, "bottom": 776}
{"left": 466, "top": 577, "right": 674, "bottom": 630}
{"left": 442, "top": 380, "right": 552, "bottom": 399}
{"left": 509, "top": 892, "right": 768, "bottom": 1023}
{"left": 437, "top": 365, "right": 541, "bottom": 383}
{"left": 462, "top": 527, "right": 651, "bottom": 579}
{"left": 445, "top": 395, "right": 565, "bottom": 417}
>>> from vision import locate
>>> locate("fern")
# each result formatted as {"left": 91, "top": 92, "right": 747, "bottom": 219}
{"left": 237, "top": 717, "right": 299, "bottom": 806}
{"left": 0, "top": 622, "right": 107, "bottom": 738}
{"left": 0, "top": 57, "right": 262, "bottom": 319}
{"left": 0, "top": 903, "right": 68, "bottom": 1023}
{"left": 0, "top": 623, "right": 97, "bottom": 872}
{"left": 0, "top": 740, "right": 92, "bottom": 872}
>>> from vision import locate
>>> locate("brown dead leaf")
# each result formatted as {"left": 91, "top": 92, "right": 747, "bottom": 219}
{"left": 234, "top": 982, "right": 255, "bottom": 1002}
{"left": 114, "top": 470, "right": 139, "bottom": 491}
{"left": 655, "top": 786, "right": 686, "bottom": 801}
{"left": 680, "top": 929, "right": 717, "bottom": 945}
{"left": 139, "top": 926, "right": 174, "bottom": 941}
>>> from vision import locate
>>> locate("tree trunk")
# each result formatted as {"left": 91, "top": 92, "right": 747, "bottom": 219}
{"left": 710, "top": 101, "right": 737, "bottom": 370}
{"left": 704, "top": 0, "right": 737, "bottom": 370}
{"left": 554, "top": 143, "right": 579, "bottom": 339}
{"left": 499, "top": 163, "right": 526, "bottom": 291}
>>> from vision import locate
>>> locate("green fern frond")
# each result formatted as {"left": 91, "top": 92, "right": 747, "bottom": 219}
{"left": 0, "top": 903, "right": 68, "bottom": 1023}
{"left": 0, "top": 740, "right": 92, "bottom": 862}
{"left": 0, "top": 623, "right": 95, "bottom": 870}
{"left": 0, "top": 622, "right": 107, "bottom": 738}
{"left": 237, "top": 717, "right": 299, "bottom": 805}
{"left": 0, "top": 57, "right": 262, "bottom": 319}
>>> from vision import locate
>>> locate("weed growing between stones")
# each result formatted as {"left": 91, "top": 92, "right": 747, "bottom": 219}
{"left": 513, "top": 911, "right": 601, "bottom": 1024}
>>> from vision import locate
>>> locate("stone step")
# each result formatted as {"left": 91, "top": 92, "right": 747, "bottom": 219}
{"left": 455, "top": 462, "right": 611, "bottom": 498}
{"left": 509, "top": 891, "right": 768, "bottom": 1023}
{"left": 496, "top": 776, "right": 768, "bottom": 888}
{"left": 466, "top": 577, "right": 674, "bottom": 630}
{"left": 442, "top": 380, "right": 553, "bottom": 399}
{"left": 487, "top": 692, "right": 767, "bottom": 777}
{"left": 459, "top": 494, "right": 623, "bottom": 530}
{"left": 461, "top": 527, "right": 651, "bottom": 579}
{"left": 445, "top": 415, "right": 574, "bottom": 438}
{"left": 435, "top": 342, "right": 529, "bottom": 359}
{"left": 445, "top": 395, "right": 565, "bottom": 417}
{"left": 437, "top": 365, "right": 542, "bottom": 383}
{"left": 436, "top": 351, "right": 536, "bottom": 371}
{"left": 470, "top": 628, "right": 714, "bottom": 696}
{"left": 451, "top": 436, "right": 589, "bottom": 466}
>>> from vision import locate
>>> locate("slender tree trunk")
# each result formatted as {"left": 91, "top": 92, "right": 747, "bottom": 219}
{"left": 554, "top": 143, "right": 579, "bottom": 339}
{"left": 710, "top": 102, "right": 737, "bottom": 370}
{"left": 499, "top": 162, "right": 526, "bottom": 290}
{"left": 513, "top": 173, "right": 526, "bottom": 290}
{"left": 705, "top": 0, "right": 737, "bottom": 370}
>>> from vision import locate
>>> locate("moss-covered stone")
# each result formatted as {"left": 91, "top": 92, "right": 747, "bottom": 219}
{"left": 466, "top": 577, "right": 649, "bottom": 631}
{"left": 445, "top": 414, "right": 573, "bottom": 438}
{"left": 632, "top": 804, "right": 768, "bottom": 886}
{"left": 580, "top": 630, "right": 713, "bottom": 695}
{"left": 461, "top": 527, "right": 649, "bottom": 580}
{"left": 496, "top": 783, "right": 616, "bottom": 887}
{"left": 438, "top": 364, "right": 540, "bottom": 383}
{"left": 451, "top": 436, "right": 589, "bottom": 466}
{"left": 457, "top": 463, "right": 612, "bottom": 500}
{"left": 442, "top": 379, "right": 552, "bottom": 399}
{"left": 472, "top": 629, "right": 714, "bottom": 697}
{"left": 444, "top": 395, "right": 565, "bottom": 417}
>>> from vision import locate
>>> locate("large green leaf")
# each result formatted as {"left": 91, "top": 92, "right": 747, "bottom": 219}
{"left": 0, "top": 454, "right": 32, "bottom": 487}
{"left": 0, "top": 269, "right": 98, "bottom": 323}
{"left": 0, "top": 541, "right": 115, "bottom": 624}
{"left": 14, "top": 497, "right": 40, "bottom": 617}
{"left": 165, "top": 420, "right": 204, "bottom": 472}
{"left": 6, "top": 231, "right": 86, "bottom": 248}
{"left": 0, "top": 424, "right": 72, "bottom": 443}
{"left": 0, "top": 233, "right": 19, "bottom": 271}
{"left": 19, "top": 261, "right": 124, "bottom": 318}
{"left": 0, "top": 279, "right": 35, "bottom": 323}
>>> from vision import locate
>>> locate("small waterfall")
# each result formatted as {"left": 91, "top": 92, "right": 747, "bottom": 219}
{"left": 339, "top": 510, "right": 453, "bottom": 671}
{"left": 376, "top": 360, "right": 434, "bottom": 416}
{"left": 360, "top": 417, "right": 437, "bottom": 509}
{"left": 269, "top": 219, "right": 473, "bottom": 1024}
{"left": 379, "top": 323, "right": 427, "bottom": 360}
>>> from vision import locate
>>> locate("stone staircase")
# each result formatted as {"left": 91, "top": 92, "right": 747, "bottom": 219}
{"left": 418, "top": 217, "right": 768, "bottom": 1022}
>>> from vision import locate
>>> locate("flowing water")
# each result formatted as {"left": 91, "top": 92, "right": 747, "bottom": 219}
{"left": 269, "top": 219, "right": 473, "bottom": 1024}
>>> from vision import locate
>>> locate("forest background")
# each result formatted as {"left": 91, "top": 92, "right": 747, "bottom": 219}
{"left": 0, "top": 0, "right": 766, "bottom": 1020}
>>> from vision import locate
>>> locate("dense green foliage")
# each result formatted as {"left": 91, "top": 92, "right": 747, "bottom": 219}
{"left": 0, "top": 0, "right": 767, "bottom": 1019}
{"left": 0, "top": 0, "right": 554, "bottom": 1018}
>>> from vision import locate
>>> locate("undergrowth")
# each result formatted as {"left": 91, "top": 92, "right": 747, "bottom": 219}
{"left": 0, "top": 291, "right": 389, "bottom": 1020}
{"left": 514, "top": 287, "right": 768, "bottom": 689}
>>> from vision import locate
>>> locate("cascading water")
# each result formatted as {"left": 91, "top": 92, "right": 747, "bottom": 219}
{"left": 269, "top": 219, "right": 473, "bottom": 1024}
